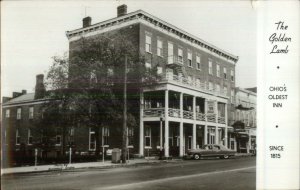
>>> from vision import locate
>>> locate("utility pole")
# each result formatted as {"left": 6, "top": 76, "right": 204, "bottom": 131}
{"left": 121, "top": 55, "right": 128, "bottom": 163}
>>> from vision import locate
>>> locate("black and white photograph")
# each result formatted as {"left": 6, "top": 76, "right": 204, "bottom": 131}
{"left": 2, "top": 0, "right": 298, "bottom": 189}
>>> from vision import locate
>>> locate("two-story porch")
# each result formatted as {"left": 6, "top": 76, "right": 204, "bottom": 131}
{"left": 139, "top": 81, "right": 230, "bottom": 158}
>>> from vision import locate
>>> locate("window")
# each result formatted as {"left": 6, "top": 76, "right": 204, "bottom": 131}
{"left": 231, "top": 111, "right": 235, "bottom": 121}
{"left": 145, "top": 62, "right": 151, "bottom": 69}
{"left": 196, "top": 78, "right": 200, "bottom": 86}
{"left": 167, "top": 42, "right": 174, "bottom": 64}
{"left": 89, "top": 128, "right": 96, "bottom": 150}
{"left": 16, "top": 129, "right": 20, "bottom": 145}
{"left": 208, "top": 82, "right": 213, "bottom": 91}
{"left": 188, "top": 76, "right": 192, "bottom": 84}
{"left": 178, "top": 48, "right": 183, "bottom": 64}
{"left": 208, "top": 59, "right": 213, "bottom": 75}
{"left": 224, "top": 86, "right": 228, "bottom": 95}
{"left": 208, "top": 128, "right": 215, "bottom": 144}
{"left": 187, "top": 51, "right": 192, "bottom": 67}
{"left": 29, "top": 107, "right": 34, "bottom": 119}
{"left": 17, "top": 108, "right": 22, "bottom": 120}
{"left": 216, "top": 84, "right": 220, "bottom": 92}
{"left": 28, "top": 129, "right": 33, "bottom": 145}
{"left": 5, "top": 109, "right": 10, "bottom": 118}
{"left": 157, "top": 39, "right": 163, "bottom": 57}
{"left": 128, "top": 127, "right": 134, "bottom": 147}
{"left": 145, "top": 34, "right": 152, "bottom": 53}
{"left": 102, "top": 126, "right": 110, "bottom": 146}
{"left": 145, "top": 126, "right": 151, "bottom": 147}
{"left": 231, "top": 70, "right": 234, "bottom": 82}
{"left": 56, "top": 128, "right": 62, "bottom": 146}
{"left": 196, "top": 55, "right": 201, "bottom": 70}
{"left": 223, "top": 67, "right": 227, "bottom": 79}
{"left": 231, "top": 90, "right": 235, "bottom": 103}
{"left": 217, "top": 64, "right": 220, "bottom": 77}
{"left": 157, "top": 66, "right": 162, "bottom": 75}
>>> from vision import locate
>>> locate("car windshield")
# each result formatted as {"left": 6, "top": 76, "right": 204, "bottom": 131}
{"left": 202, "top": 145, "right": 212, "bottom": 150}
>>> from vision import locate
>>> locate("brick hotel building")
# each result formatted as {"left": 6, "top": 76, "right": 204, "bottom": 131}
{"left": 2, "top": 5, "right": 250, "bottom": 163}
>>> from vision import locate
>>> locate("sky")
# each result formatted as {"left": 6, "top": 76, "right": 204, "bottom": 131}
{"left": 1, "top": 0, "right": 257, "bottom": 98}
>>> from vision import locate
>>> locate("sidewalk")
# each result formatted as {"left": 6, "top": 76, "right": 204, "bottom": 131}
{"left": 1, "top": 158, "right": 161, "bottom": 175}
{"left": 1, "top": 153, "right": 253, "bottom": 175}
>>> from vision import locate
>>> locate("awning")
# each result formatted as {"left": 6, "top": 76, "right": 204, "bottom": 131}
{"left": 235, "top": 132, "right": 249, "bottom": 139}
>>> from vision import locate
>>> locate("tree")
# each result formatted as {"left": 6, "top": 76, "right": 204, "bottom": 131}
{"left": 42, "top": 32, "right": 160, "bottom": 162}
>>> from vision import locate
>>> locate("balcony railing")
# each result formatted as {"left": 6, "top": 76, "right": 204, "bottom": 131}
{"left": 183, "top": 110, "right": 193, "bottom": 119}
{"left": 164, "top": 73, "right": 227, "bottom": 97}
{"left": 143, "top": 108, "right": 226, "bottom": 124}
{"left": 206, "top": 113, "right": 216, "bottom": 122}
{"left": 167, "top": 55, "right": 184, "bottom": 66}
{"left": 143, "top": 108, "right": 165, "bottom": 118}
{"left": 168, "top": 108, "right": 181, "bottom": 118}
{"left": 218, "top": 116, "right": 226, "bottom": 124}
{"left": 196, "top": 112, "right": 206, "bottom": 121}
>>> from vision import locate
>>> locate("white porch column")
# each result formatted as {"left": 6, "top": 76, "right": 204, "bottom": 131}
{"left": 204, "top": 125, "right": 208, "bottom": 144}
{"left": 179, "top": 122, "right": 183, "bottom": 157}
{"left": 193, "top": 124, "right": 196, "bottom": 149}
{"left": 234, "top": 138, "right": 237, "bottom": 151}
{"left": 224, "top": 103, "right": 228, "bottom": 147}
{"left": 160, "top": 118, "right": 163, "bottom": 151}
{"left": 192, "top": 96, "right": 196, "bottom": 149}
{"left": 215, "top": 101, "right": 218, "bottom": 123}
{"left": 179, "top": 92, "right": 184, "bottom": 157}
{"left": 215, "top": 126, "right": 219, "bottom": 144}
{"left": 247, "top": 134, "right": 252, "bottom": 154}
{"left": 204, "top": 99, "right": 208, "bottom": 145}
{"left": 164, "top": 90, "right": 169, "bottom": 157}
{"left": 139, "top": 92, "right": 144, "bottom": 156}
{"left": 205, "top": 99, "right": 208, "bottom": 122}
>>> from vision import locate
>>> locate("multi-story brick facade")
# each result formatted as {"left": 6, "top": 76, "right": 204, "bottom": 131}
{"left": 66, "top": 5, "right": 238, "bottom": 158}
{"left": 2, "top": 5, "right": 243, "bottom": 165}
{"left": 231, "top": 87, "right": 256, "bottom": 154}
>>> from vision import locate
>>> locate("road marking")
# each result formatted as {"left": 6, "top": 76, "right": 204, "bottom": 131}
{"left": 93, "top": 166, "right": 256, "bottom": 190}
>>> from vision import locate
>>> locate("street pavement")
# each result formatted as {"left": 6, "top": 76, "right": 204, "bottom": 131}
{"left": 2, "top": 157, "right": 256, "bottom": 190}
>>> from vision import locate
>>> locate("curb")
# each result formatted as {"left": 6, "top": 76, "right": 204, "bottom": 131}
{"left": 1, "top": 160, "right": 162, "bottom": 176}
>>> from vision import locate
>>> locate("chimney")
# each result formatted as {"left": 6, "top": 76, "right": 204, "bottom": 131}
{"left": 82, "top": 16, "right": 92, "bottom": 28}
{"left": 117, "top": 4, "right": 127, "bottom": 17}
{"left": 13, "top": 92, "right": 22, "bottom": 98}
{"left": 35, "top": 74, "right": 46, "bottom": 99}
{"left": 2, "top": 97, "right": 12, "bottom": 103}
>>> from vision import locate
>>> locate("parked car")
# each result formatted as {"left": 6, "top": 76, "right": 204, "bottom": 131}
{"left": 186, "top": 144, "right": 236, "bottom": 160}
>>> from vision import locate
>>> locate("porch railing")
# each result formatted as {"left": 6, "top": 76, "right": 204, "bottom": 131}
{"left": 168, "top": 108, "right": 181, "bottom": 118}
{"left": 183, "top": 110, "right": 193, "bottom": 119}
{"left": 206, "top": 113, "right": 216, "bottom": 122}
{"left": 143, "top": 108, "right": 223, "bottom": 124}
{"left": 196, "top": 112, "right": 206, "bottom": 121}
{"left": 218, "top": 116, "right": 226, "bottom": 124}
{"left": 143, "top": 108, "right": 165, "bottom": 118}
{"left": 164, "top": 73, "right": 227, "bottom": 97}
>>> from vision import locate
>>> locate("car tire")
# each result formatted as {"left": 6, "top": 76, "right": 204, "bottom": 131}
{"left": 194, "top": 154, "right": 201, "bottom": 160}
{"left": 222, "top": 155, "right": 229, "bottom": 159}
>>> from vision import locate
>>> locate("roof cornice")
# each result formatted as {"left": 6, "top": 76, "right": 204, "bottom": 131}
{"left": 66, "top": 10, "right": 239, "bottom": 63}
